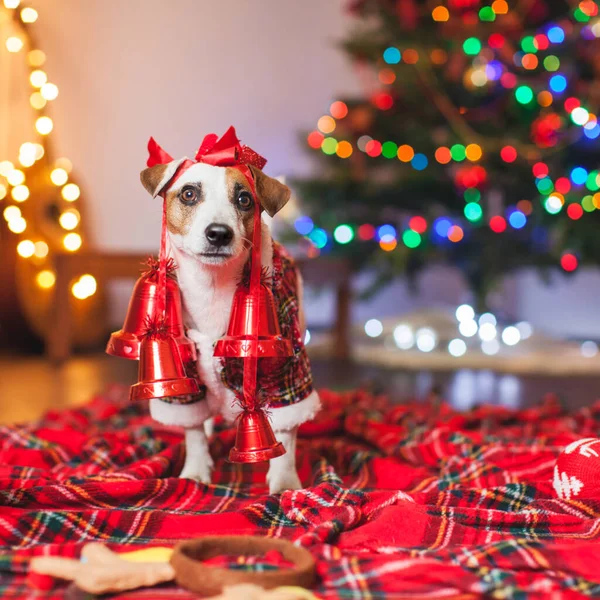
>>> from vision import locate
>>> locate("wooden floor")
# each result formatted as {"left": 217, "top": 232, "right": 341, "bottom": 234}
{"left": 0, "top": 353, "right": 599, "bottom": 425}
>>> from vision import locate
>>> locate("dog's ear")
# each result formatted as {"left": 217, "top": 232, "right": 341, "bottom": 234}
{"left": 249, "top": 165, "right": 291, "bottom": 217}
{"left": 140, "top": 158, "right": 187, "bottom": 198}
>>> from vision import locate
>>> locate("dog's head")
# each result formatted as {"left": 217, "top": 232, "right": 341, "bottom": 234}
{"left": 140, "top": 161, "right": 290, "bottom": 265}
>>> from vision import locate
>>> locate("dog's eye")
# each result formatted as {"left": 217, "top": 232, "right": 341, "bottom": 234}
{"left": 237, "top": 192, "right": 253, "bottom": 211}
{"left": 180, "top": 187, "right": 198, "bottom": 205}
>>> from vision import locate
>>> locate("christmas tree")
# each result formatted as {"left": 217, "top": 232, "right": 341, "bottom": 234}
{"left": 293, "top": 0, "right": 600, "bottom": 308}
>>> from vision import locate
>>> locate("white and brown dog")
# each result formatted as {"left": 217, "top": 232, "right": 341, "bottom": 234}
{"left": 140, "top": 143, "right": 320, "bottom": 494}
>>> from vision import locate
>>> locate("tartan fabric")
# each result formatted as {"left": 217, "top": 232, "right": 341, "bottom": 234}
{"left": 0, "top": 387, "right": 600, "bottom": 599}
{"left": 220, "top": 241, "right": 314, "bottom": 408}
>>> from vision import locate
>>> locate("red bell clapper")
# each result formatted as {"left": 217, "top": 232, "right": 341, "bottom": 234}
{"left": 130, "top": 319, "right": 199, "bottom": 402}
{"left": 106, "top": 260, "right": 196, "bottom": 365}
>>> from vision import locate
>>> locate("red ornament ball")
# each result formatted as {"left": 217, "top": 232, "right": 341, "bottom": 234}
{"left": 488, "top": 33, "right": 505, "bottom": 49}
{"left": 500, "top": 73, "right": 517, "bottom": 89}
{"left": 489, "top": 216, "right": 507, "bottom": 233}
{"left": 409, "top": 216, "right": 427, "bottom": 234}
{"left": 373, "top": 92, "right": 394, "bottom": 111}
{"left": 307, "top": 131, "right": 324, "bottom": 149}
{"left": 561, "top": 253, "right": 578, "bottom": 272}
{"left": 564, "top": 97, "right": 580, "bottom": 113}
{"left": 555, "top": 177, "right": 571, "bottom": 194}
{"left": 567, "top": 203, "right": 583, "bottom": 220}
{"left": 365, "top": 140, "right": 382, "bottom": 157}
{"left": 358, "top": 224, "right": 375, "bottom": 240}
{"left": 553, "top": 438, "right": 600, "bottom": 500}
{"left": 531, "top": 113, "right": 563, "bottom": 148}
{"left": 532, "top": 162, "right": 549, "bottom": 178}
{"left": 500, "top": 146, "right": 517, "bottom": 163}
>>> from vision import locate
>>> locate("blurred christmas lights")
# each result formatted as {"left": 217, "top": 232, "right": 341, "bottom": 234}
{"left": 300, "top": 2, "right": 600, "bottom": 278}
{"left": 1, "top": 3, "right": 90, "bottom": 302}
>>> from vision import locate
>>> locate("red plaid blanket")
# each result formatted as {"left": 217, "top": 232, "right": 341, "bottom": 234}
{"left": 1, "top": 387, "right": 599, "bottom": 599}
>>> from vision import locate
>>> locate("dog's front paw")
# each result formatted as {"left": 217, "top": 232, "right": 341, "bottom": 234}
{"left": 267, "top": 470, "right": 302, "bottom": 494}
{"left": 180, "top": 456, "right": 214, "bottom": 485}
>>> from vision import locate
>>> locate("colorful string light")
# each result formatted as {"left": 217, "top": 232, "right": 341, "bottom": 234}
{"left": 301, "top": 2, "right": 600, "bottom": 274}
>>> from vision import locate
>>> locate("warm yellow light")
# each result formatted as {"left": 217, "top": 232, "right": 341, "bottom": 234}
{"left": 36, "top": 116, "right": 53, "bottom": 135}
{"left": 37, "top": 270, "right": 56, "bottom": 289}
{"left": 63, "top": 232, "right": 82, "bottom": 251}
{"left": 32, "top": 145, "right": 44, "bottom": 161}
{"left": 62, "top": 183, "right": 80, "bottom": 201}
{"left": 7, "top": 169, "right": 25, "bottom": 186}
{"left": 3, "top": 206, "right": 20, "bottom": 221}
{"left": 20, "top": 7, "right": 38, "bottom": 22}
{"left": 40, "top": 83, "right": 59, "bottom": 101}
{"left": 20, "top": 142, "right": 35, "bottom": 155}
{"left": 0, "top": 184, "right": 6, "bottom": 200}
{"left": 19, "top": 142, "right": 37, "bottom": 167}
{"left": 50, "top": 168, "right": 68, "bottom": 186}
{"left": 30, "top": 70, "right": 47, "bottom": 88}
{"left": 6, "top": 37, "right": 24, "bottom": 53}
{"left": 30, "top": 92, "right": 46, "bottom": 109}
{"left": 317, "top": 116, "right": 336, "bottom": 134}
{"left": 8, "top": 217, "right": 26, "bottom": 233}
{"left": 72, "top": 274, "right": 97, "bottom": 300}
{"left": 465, "top": 143, "right": 483, "bottom": 161}
{"left": 11, "top": 185, "right": 29, "bottom": 202}
{"left": 3, "top": 0, "right": 20, "bottom": 8}
{"left": 18, "top": 154, "right": 34, "bottom": 168}
{"left": 470, "top": 68, "right": 487, "bottom": 87}
{"left": 0, "top": 161, "right": 14, "bottom": 176}
{"left": 17, "top": 240, "right": 35, "bottom": 258}
{"left": 34, "top": 241, "right": 49, "bottom": 258}
{"left": 59, "top": 210, "right": 79, "bottom": 230}
{"left": 55, "top": 157, "right": 73, "bottom": 172}
{"left": 27, "top": 49, "right": 45, "bottom": 67}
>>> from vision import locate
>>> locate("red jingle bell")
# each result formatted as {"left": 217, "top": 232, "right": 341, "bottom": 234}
{"left": 229, "top": 408, "right": 285, "bottom": 463}
{"left": 130, "top": 325, "right": 200, "bottom": 402}
{"left": 213, "top": 283, "right": 293, "bottom": 359}
{"left": 106, "top": 263, "right": 196, "bottom": 365}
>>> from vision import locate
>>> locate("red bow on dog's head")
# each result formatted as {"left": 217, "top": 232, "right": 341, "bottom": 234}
{"left": 140, "top": 126, "right": 288, "bottom": 218}
{"left": 146, "top": 126, "right": 267, "bottom": 171}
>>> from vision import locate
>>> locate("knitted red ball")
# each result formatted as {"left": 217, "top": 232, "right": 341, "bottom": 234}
{"left": 553, "top": 438, "right": 600, "bottom": 500}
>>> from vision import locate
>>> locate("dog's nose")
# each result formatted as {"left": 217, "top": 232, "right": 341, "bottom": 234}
{"left": 205, "top": 223, "right": 234, "bottom": 247}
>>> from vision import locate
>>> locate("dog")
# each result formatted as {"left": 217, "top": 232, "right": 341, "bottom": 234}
{"left": 140, "top": 149, "right": 320, "bottom": 494}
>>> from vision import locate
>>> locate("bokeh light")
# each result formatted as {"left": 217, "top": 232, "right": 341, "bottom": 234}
{"left": 333, "top": 224, "right": 354, "bottom": 244}
{"left": 62, "top": 183, "right": 81, "bottom": 201}
{"left": 383, "top": 47, "right": 401, "bottom": 64}
{"left": 37, "top": 270, "right": 56, "bottom": 289}
{"left": 432, "top": 6, "right": 449, "bottom": 21}
{"left": 63, "top": 233, "right": 82, "bottom": 252}
{"left": 330, "top": 101, "right": 348, "bottom": 119}
{"left": 365, "top": 319, "right": 383, "bottom": 338}
{"left": 560, "top": 252, "right": 578, "bottom": 272}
